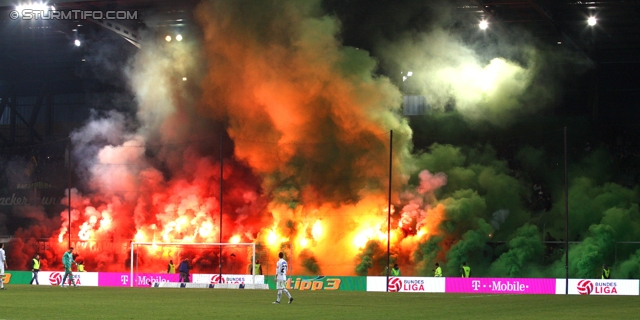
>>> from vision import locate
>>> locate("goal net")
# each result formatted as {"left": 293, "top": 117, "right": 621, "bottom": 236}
{"left": 129, "top": 242, "right": 258, "bottom": 287}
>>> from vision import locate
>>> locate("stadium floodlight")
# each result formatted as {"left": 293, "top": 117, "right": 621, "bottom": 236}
{"left": 176, "top": 34, "right": 183, "bottom": 41}
{"left": 165, "top": 35, "right": 172, "bottom": 42}
{"left": 129, "top": 242, "right": 258, "bottom": 287}
{"left": 587, "top": 17, "right": 597, "bottom": 26}
{"left": 182, "top": 77, "right": 187, "bottom": 81}
{"left": 402, "top": 71, "right": 413, "bottom": 82}
{"left": 74, "top": 39, "right": 81, "bottom": 47}
{"left": 479, "top": 20, "right": 489, "bottom": 30}
{"left": 16, "top": 2, "right": 50, "bottom": 13}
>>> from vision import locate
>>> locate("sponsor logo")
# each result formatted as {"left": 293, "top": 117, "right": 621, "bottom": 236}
{"left": 385, "top": 278, "right": 427, "bottom": 292}
{"left": 210, "top": 274, "right": 225, "bottom": 284}
{"left": 285, "top": 277, "right": 341, "bottom": 290}
{"left": 577, "top": 280, "right": 593, "bottom": 295}
{"left": 120, "top": 275, "right": 129, "bottom": 285}
{"left": 1, "top": 273, "right": 11, "bottom": 284}
{"left": 401, "top": 279, "right": 426, "bottom": 292}
{"left": 577, "top": 280, "right": 617, "bottom": 295}
{"left": 388, "top": 277, "right": 402, "bottom": 292}
{"left": 471, "top": 280, "right": 529, "bottom": 292}
{"left": 49, "top": 272, "right": 62, "bottom": 285}
{"left": 49, "top": 272, "right": 81, "bottom": 285}
{"left": 224, "top": 277, "right": 245, "bottom": 284}
{"left": 136, "top": 276, "right": 170, "bottom": 286}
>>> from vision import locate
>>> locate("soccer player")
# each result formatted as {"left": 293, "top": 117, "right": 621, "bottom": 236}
{"left": 61, "top": 247, "right": 78, "bottom": 288}
{"left": 0, "top": 243, "right": 7, "bottom": 290}
{"left": 273, "top": 252, "right": 293, "bottom": 304}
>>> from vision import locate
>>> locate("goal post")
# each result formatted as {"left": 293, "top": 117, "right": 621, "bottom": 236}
{"left": 129, "top": 242, "right": 257, "bottom": 287}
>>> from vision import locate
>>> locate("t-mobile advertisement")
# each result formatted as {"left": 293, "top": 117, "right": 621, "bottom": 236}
{"left": 446, "top": 278, "right": 556, "bottom": 294}
{"left": 98, "top": 272, "right": 180, "bottom": 287}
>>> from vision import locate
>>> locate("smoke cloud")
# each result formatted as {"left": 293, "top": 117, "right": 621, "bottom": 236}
{"left": 5, "top": 0, "right": 636, "bottom": 280}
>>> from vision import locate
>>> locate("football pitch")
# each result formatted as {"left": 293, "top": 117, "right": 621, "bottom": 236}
{"left": 1, "top": 286, "right": 638, "bottom": 319}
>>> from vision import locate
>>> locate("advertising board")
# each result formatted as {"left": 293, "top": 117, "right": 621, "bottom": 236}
{"left": 265, "top": 276, "right": 366, "bottom": 291}
{"left": 38, "top": 271, "right": 99, "bottom": 286}
{"left": 2, "top": 271, "right": 32, "bottom": 284}
{"left": 192, "top": 274, "right": 264, "bottom": 284}
{"left": 446, "top": 277, "right": 556, "bottom": 294}
{"left": 367, "top": 276, "right": 445, "bottom": 293}
{"left": 556, "top": 279, "right": 639, "bottom": 295}
{"left": 98, "top": 272, "right": 179, "bottom": 287}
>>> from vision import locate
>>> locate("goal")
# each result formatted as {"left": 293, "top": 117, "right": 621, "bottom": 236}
{"left": 129, "top": 242, "right": 257, "bottom": 287}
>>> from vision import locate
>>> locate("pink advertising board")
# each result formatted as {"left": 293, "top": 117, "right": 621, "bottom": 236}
{"left": 98, "top": 272, "right": 180, "bottom": 287}
{"left": 446, "top": 278, "right": 556, "bottom": 294}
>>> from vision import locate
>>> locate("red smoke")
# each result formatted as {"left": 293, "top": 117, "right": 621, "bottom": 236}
{"left": 8, "top": 0, "right": 444, "bottom": 276}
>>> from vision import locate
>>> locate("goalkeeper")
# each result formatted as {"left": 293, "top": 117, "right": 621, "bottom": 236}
{"left": 61, "top": 247, "right": 78, "bottom": 288}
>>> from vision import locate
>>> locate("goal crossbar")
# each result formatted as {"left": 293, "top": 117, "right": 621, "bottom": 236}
{"left": 130, "top": 242, "right": 257, "bottom": 287}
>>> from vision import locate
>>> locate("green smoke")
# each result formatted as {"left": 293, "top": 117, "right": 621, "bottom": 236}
{"left": 489, "top": 224, "right": 544, "bottom": 277}
{"left": 445, "top": 219, "right": 493, "bottom": 276}
{"left": 402, "top": 114, "right": 640, "bottom": 278}
{"left": 414, "top": 235, "right": 443, "bottom": 276}
{"left": 299, "top": 249, "right": 321, "bottom": 274}
{"left": 355, "top": 240, "right": 386, "bottom": 276}
{"left": 617, "top": 249, "right": 640, "bottom": 279}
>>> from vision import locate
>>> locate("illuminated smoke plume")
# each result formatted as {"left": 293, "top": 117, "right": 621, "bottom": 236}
{"left": 376, "top": 28, "right": 561, "bottom": 125}
{"left": 9, "top": 0, "right": 637, "bottom": 280}
{"left": 193, "top": 0, "right": 416, "bottom": 275}
{"left": 9, "top": 0, "right": 419, "bottom": 275}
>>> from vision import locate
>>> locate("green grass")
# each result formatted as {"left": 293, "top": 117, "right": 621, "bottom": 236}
{"left": 1, "top": 285, "right": 639, "bottom": 319}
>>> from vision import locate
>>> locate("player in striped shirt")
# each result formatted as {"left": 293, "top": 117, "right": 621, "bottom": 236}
{"left": 273, "top": 252, "right": 293, "bottom": 304}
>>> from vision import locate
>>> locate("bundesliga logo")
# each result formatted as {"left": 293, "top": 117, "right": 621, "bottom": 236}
{"left": 387, "top": 278, "right": 425, "bottom": 292}
{"left": 577, "top": 280, "right": 618, "bottom": 295}
{"left": 577, "top": 280, "right": 594, "bottom": 295}
{"left": 210, "top": 275, "right": 225, "bottom": 284}
{"left": 49, "top": 272, "right": 62, "bottom": 285}
{"left": 388, "top": 277, "right": 402, "bottom": 292}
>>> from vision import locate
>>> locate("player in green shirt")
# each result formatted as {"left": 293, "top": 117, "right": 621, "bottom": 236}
{"left": 61, "top": 247, "right": 78, "bottom": 288}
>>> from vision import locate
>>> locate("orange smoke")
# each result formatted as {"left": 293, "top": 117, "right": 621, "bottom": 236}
{"left": 10, "top": 1, "right": 446, "bottom": 276}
